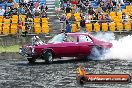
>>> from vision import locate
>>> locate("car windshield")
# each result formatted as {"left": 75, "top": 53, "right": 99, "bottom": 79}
{"left": 48, "top": 33, "right": 65, "bottom": 43}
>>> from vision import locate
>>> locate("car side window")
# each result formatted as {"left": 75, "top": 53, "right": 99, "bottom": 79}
{"left": 79, "top": 35, "right": 92, "bottom": 42}
{"left": 65, "top": 35, "right": 77, "bottom": 42}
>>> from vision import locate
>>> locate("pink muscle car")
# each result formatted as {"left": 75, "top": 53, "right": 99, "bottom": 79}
{"left": 19, "top": 33, "right": 112, "bottom": 64}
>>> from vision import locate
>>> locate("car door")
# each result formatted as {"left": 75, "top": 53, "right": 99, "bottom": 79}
{"left": 61, "top": 35, "right": 79, "bottom": 57}
{"left": 78, "top": 35, "right": 94, "bottom": 55}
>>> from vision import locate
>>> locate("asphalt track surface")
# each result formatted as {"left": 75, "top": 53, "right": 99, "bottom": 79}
{"left": 0, "top": 58, "right": 132, "bottom": 88}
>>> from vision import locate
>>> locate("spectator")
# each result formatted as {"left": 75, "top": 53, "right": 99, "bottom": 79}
{"left": 19, "top": 0, "right": 27, "bottom": 7}
{"left": 95, "top": 4, "right": 104, "bottom": 15}
{"left": 116, "top": 0, "right": 124, "bottom": 5}
{"left": 41, "top": 10, "right": 47, "bottom": 18}
{"left": 0, "top": 6, "right": 5, "bottom": 16}
{"left": 24, "top": 0, "right": 30, "bottom": 3}
{"left": 104, "top": 14, "right": 112, "bottom": 23}
{"left": 55, "top": 0, "right": 61, "bottom": 15}
{"left": 17, "top": 18, "right": 24, "bottom": 38}
{"left": 66, "top": 4, "right": 72, "bottom": 13}
{"left": 26, "top": 8, "right": 33, "bottom": 18}
{"left": 85, "top": 13, "right": 92, "bottom": 23}
{"left": 27, "top": 0, "right": 34, "bottom": 11}
{"left": 71, "top": 0, "right": 78, "bottom": 5}
{"left": 19, "top": 6, "right": 26, "bottom": 15}
{"left": 80, "top": 16, "right": 86, "bottom": 32}
{"left": 88, "top": 7, "right": 96, "bottom": 15}
{"left": 98, "top": 0, "right": 105, "bottom": 11}
{"left": 66, "top": 20, "right": 72, "bottom": 33}
{"left": 60, "top": 14, "right": 66, "bottom": 31}
{"left": 34, "top": 9, "right": 40, "bottom": 17}
{"left": 104, "top": 0, "right": 113, "bottom": 12}
{"left": 34, "top": 0, "right": 40, "bottom": 10}
{"left": 10, "top": 6, "right": 18, "bottom": 15}
{"left": 33, "top": 4, "right": 41, "bottom": 13}
{"left": 122, "top": 12, "right": 128, "bottom": 24}
{"left": 74, "top": 5, "right": 80, "bottom": 13}
{"left": 98, "top": 13, "right": 106, "bottom": 24}
{"left": 115, "top": 4, "right": 121, "bottom": 12}
{"left": 41, "top": 4, "right": 48, "bottom": 12}
{"left": 68, "top": 14, "right": 76, "bottom": 24}
{"left": 4, "top": 7, "right": 11, "bottom": 18}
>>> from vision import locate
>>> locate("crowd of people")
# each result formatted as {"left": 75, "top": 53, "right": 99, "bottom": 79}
{"left": 0, "top": 0, "right": 48, "bottom": 18}
{"left": 57, "top": 0, "right": 132, "bottom": 32}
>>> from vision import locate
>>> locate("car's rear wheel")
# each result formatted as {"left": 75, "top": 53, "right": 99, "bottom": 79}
{"left": 88, "top": 46, "right": 104, "bottom": 60}
{"left": 43, "top": 50, "right": 53, "bottom": 64}
{"left": 27, "top": 58, "right": 36, "bottom": 63}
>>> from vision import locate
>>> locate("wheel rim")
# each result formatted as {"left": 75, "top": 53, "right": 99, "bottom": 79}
{"left": 48, "top": 52, "right": 53, "bottom": 62}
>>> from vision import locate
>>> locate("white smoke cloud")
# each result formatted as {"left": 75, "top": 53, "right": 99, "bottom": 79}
{"left": 92, "top": 32, "right": 132, "bottom": 60}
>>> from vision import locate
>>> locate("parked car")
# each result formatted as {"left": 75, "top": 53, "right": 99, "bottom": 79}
{"left": 19, "top": 33, "right": 112, "bottom": 64}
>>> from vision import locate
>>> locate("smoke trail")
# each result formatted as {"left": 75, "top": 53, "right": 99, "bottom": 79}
{"left": 91, "top": 32, "right": 132, "bottom": 60}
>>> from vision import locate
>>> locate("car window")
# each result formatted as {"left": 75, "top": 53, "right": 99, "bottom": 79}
{"left": 79, "top": 35, "right": 92, "bottom": 42}
{"left": 48, "top": 34, "right": 65, "bottom": 43}
{"left": 65, "top": 35, "right": 77, "bottom": 42}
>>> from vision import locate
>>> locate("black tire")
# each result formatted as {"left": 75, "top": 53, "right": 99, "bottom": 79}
{"left": 44, "top": 50, "right": 53, "bottom": 64}
{"left": 86, "top": 46, "right": 104, "bottom": 60}
{"left": 27, "top": 58, "right": 36, "bottom": 63}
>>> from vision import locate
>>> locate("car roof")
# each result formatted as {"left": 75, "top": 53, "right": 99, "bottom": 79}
{"left": 66, "top": 33, "right": 90, "bottom": 36}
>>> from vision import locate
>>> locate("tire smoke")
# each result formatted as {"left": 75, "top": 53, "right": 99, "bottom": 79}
{"left": 92, "top": 32, "right": 132, "bottom": 60}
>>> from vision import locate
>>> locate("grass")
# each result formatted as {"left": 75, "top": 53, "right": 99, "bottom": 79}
{"left": 0, "top": 45, "right": 20, "bottom": 53}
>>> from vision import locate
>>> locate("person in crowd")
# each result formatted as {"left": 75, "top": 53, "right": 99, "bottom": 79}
{"left": 27, "top": 0, "right": 34, "bottom": 11}
{"left": 104, "top": 0, "right": 113, "bottom": 12}
{"left": 95, "top": 4, "right": 104, "bottom": 15}
{"left": 10, "top": 5, "right": 18, "bottom": 15}
{"left": 71, "top": 0, "right": 78, "bottom": 5}
{"left": 80, "top": 16, "right": 86, "bottom": 32}
{"left": 98, "top": 13, "right": 106, "bottom": 25}
{"left": 34, "top": 9, "right": 40, "bottom": 17}
{"left": 88, "top": 6, "right": 96, "bottom": 15}
{"left": 116, "top": 0, "right": 124, "bottom": 5}
{"left": 104, "top": 13, "right": 112, "bottom": 23}
{"left": 85, "top": 13, "right": 92, "bottom": 23}
{"left": 34, "top": 0, "right": 40, "bottom": 10}
{"left": 17, "top": 18, "right": 24, "bottom": 38}
{"left": 74, "top": 5, "right": 80, "bottom": 13}
{"left": 4, "top": 7, "right": 11, "bottom": 18}
{"left": 24, "top": 0, "right": 30, "bottom": 3}
{"left": 33, "top": 4, "right": 41, "bottom": 13}
{"left": 65, "top": 20, "right": 72, "bottom": 33}
{"left": 41, "top": 4, "right": 48, "bottom": 12}
{"left": 55, "top": 0, "right": 61, "bottom": 15}
{"left": 68, "top": 13, "right": 76, "bottom": 24}
{"left": 92, "top": 14, "right": 98, "bottom": 23}
{"left": 19, "top": 0, "right": 27, "bottom": 7}
{"left": 115, "top": 4, "right": 121, "bottom": 12}
{"left": 26, "top": 8, "right": 33, "bottom": 18}
{"left": 0, "top": 6, "right": 5, "bottom": 16}
{"left": 122, "top": 12, "right": 128, "bottom": 24}
{"left": 66, "top": 4, "right": 72, "bottom": 13}
{"left": 19, "top": 6, "right": 26, "bottom": 15}
{"left": 41, "top": 10, "right": 47, "bottom": 18}
{"left": 60, "top": 14, "right": 66, "bottom": 31}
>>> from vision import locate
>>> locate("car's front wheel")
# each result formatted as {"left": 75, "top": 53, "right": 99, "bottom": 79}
{"left": 43, "top": 50, "right": 53, "bottom": 64}
{"left": 27, "top": 58, "right": 36, "bottom": 63}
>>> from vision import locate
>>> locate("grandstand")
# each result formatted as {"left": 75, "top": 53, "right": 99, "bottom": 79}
{"left": 0, "top": 0, "right": 132, "bottom": 36}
